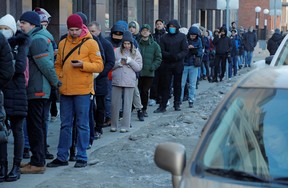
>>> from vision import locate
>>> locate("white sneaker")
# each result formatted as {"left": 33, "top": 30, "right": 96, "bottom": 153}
{"left": 148, "top": 99, "right": 156, "bottom": 106}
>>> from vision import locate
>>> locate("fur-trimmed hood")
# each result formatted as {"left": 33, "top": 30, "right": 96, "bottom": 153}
{"left": 8, "top": 30, "right": 31, "bottom": 48}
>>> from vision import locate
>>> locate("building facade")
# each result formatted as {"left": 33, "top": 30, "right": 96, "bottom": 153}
{"left": 0, "top": 0, "right": 287, "bottom": 43}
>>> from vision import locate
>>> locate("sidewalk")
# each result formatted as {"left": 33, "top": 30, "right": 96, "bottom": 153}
{"left": 3, "top": 48, "right": 267, "bottom": 188}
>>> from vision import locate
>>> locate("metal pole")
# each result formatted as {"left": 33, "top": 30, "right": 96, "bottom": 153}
{"left": 274, "top": 0, "right": 277, "bottom": 29}
{"left": 226, "top": 0, "right": 230, "bottom": 80}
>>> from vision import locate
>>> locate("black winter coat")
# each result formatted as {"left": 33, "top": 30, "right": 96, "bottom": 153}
{"left": 160, "top": 19, "right": 188, "bottom": 64}
{"left": 94, "top": 33, "right": 115, "bottom": 96}
{"left": 267, "top": 33, "right": 284, "bottom": 55}
{"left": 213, "top": 34, "right": 232, "bottom": 56}
{"left": 3, "top": 31, "right": 30, "bottom": 117}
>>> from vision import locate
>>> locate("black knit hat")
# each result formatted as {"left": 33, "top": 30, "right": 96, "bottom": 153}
{"left": 20, "top": 11, "right": 40, "bottom": 27}
{"left": 122, "top": 31, "right": 133, "bottom": 42}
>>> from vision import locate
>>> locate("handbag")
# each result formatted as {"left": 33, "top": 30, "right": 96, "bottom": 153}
{"left": 194, "top": 56, "right": 202, "bottom": 67}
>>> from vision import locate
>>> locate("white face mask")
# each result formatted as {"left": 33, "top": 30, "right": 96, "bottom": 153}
{"left": 0, "top": 29, "right": 13, "bottom": 39}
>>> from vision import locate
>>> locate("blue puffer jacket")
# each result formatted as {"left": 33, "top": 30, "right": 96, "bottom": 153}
{"left": 184, "top": 26, "right": 203, "bottom": 66}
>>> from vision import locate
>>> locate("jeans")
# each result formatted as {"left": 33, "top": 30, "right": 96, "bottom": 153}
{"left": 23, "top": 118, "right": 30, "bottom": 149}
{"left": 57, "top": 95, "right": 90, "bottom": 162}
{"left": 181, "top": 65, "right": 198, "bottom": 102}
{"left": 228, "top": 55, "right": 238, "bottom": 78}
{"left": 105, "top": 80, "right": 112, "bottom": 119}
{"left": 244, "top": 51, "right": 253, "bottom": 66}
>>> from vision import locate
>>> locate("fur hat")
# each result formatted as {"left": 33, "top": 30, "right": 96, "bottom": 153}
{"left": 20, "top": 11, "right": 40, "bottom": 27}
{"left": 0, "top": 14, "right": 17, "bottom": 34}
{"left": 67, "top": 14, "right": 83, "bottom": 29}
{"left": 122, "top": 31, "right": 133, "bottom": 42}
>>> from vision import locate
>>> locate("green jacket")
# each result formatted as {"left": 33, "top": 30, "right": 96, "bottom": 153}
{"left": 138, "top": 35, "right": 162, "bottom": 77}
{"left": 27, "top": 27, "right": 59, "bottom": 99}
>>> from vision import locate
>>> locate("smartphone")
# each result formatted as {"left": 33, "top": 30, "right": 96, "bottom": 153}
{"left": 71, "top": 60, "right": 78, "bottom": 63}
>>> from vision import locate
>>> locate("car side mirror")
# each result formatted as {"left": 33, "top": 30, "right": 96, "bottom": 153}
{"left": 154, "top": 142, "right": 186, "bottom": 188}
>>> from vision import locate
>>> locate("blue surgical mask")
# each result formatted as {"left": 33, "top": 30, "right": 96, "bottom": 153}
{"left": 169, "top": 27, "right": 176, "bottom": 34}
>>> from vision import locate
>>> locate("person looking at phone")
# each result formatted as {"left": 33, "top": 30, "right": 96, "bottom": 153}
{"left": 47, "top": 14, "right": 103, "bottom": 168}
{"left": 110, "top": 31, "right": 142, "bottom": 133}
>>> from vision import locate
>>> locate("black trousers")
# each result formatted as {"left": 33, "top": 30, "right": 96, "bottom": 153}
{"left": 138, "top": 76, "right": 154, "bottom": 111}
{"left": 159, "top": 63, "right": 183, "bottom": 108}
{"left": 0, "top": 116, "right": 24, "bottom": 164}
{"left": 27, "top": 99, "right": 48, "bottom": 167}
{"left": 149, "top": 68, "right": 162, "bottom": 102}
{"left": 214, "top": 55, "right": 227, "bottom": 80}
{"left": 94, "top": 95, "right": 105, "bottom": 133}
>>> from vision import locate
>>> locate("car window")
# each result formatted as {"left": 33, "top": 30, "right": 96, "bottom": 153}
{"left": 274, "top": 38, "right": 288, "bottom": 66}
{"left": 199, "top": 88, "right": 288, "bottom": 179}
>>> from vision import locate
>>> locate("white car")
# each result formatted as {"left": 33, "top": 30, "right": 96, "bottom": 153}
{"left": 154, "top": 66, "right": 288, "bottom": 188}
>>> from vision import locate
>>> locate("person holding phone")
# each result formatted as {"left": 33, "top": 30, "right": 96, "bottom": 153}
{"left": 110, "top": 31, "right": 142, "bottom": 133}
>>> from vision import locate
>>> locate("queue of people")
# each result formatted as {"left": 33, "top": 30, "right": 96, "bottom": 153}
{"left": 0, "top": 7, "right": 283, "bottom": 183}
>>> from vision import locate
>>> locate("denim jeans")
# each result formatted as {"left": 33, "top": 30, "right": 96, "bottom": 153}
{"left": 181, "top": 65, "right": 198, "bottom": 102}
{"left": 244, "top": 51, "right": 253, "bottom": 66}
{"left": 228, "top": 55, "right": 238, "bottom": 78}
{"left": 23, "top": 118, "right": 30, "bottom": 149}
{"left": 57, "top": 95, "right": 90, "bottom": 162}
{"left": 105, "top": 80, "right": 112, "bottom": 119}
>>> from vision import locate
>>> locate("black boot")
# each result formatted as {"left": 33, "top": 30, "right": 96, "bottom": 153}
{"left": 0, "top": 161, "right": 8, "bottom": 182}
{"left": 137, "top": 110, "right": 144, "bottom": 121}
{"left": 6, "top": 162, "right": 20, "bottom": 182}
{"left": 69, "top": 146, "right": 76, "bottom": 161}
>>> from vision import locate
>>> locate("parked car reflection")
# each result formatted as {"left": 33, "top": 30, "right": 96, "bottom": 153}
{"left": 154, "top": 66, "right": 288, "bottom": 188}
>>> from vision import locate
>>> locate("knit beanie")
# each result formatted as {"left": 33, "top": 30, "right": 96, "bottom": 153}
{"left": 75, "top": 12, "right": 87, "bottom": 25}
{"left": 34, "top": 7, "right": 49, "bottom": 23}
{"left": 122, "top": 31, "right": 133, "bottom": 42}
{"left": 67, "top": 14, "right": 83, "bottom": 29}
{"left": 20, "top": 11, "right": 40, "bottom": 27}
{"left": 0, "top": 14, "right": 17, "bottom": 34}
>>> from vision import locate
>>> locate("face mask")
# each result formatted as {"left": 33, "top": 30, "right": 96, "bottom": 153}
{"left": 169, "top": 27, "right": 176, "bottom": 34}
{"left": 0, "top": 29, "right": 13, "bottom": 39}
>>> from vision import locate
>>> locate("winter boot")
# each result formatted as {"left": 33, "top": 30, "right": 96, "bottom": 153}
{"left": 137, "top": 110, "right": 144, "bottom": 121}
{"left": 6, "top": 161, "right": 20, "bottom": 182}
{"left": 0, "top": 161, "right": 8, "bottom": 182}
{"left": 174, "top": 101, "right": 181, "bottom": 111}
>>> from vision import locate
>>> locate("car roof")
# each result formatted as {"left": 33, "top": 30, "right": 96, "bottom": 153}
{"left": 237, "top": 66, "right": 288, "bottom": 89}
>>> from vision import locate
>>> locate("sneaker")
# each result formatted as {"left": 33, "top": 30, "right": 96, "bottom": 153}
{"left": 23, "top": 148, "right": 30, "bottom": 159}
{"left": 148, "top": 99, "right": 156, "bottom": 106}
{"left": 174, "top": 106, "right": 181, "bottom": 111}
{"left": 20, "top": 164, "right": 45, "bottom": 174}
{"left": 94, "top": 132, "right": 101, "bottom": 140}
{"left": 46, "top": 159, "right": 68, "bottom": 168}
{"left": 153, "top": 107, "right": 166, "bottom": 113}
{"left": 110, "top": 128, "right": 117, "bottom": 132}
{"left": 74, "top": 160, "right": 87, "bottom": 168}
{"left": 45, "top": 150, "right": 54, "bottom": 159}
{"left": 120, "top": 129, "right": 128, "bottom": 133}
{"left": 137, "top": 110, "right": 144, "bottom": 121}
{"left": 142, "top": 110, "right": 148, "bottom": 117}
{"left": 188, "top": 101, "right": 193, "bottom": 108}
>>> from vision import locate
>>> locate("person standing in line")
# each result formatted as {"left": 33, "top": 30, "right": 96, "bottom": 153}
{"left": 88, "top": 21, "right": 115, "bottom": 139}
{"left": 110, "top": 31, "right": 142, "bottom": 133}
{"left": 0, "top": 22, "right": 15, "bottom": 182}
{"left": 149, "top": 19, "right": 166, "bottom": 106}
{"left": 47, "top": 14, "right": 103, "bottom": 168}
{"left": 0, "top": 14, "right": 30, "bottom": 182}
{"left": 212, "top": 26, "right": 232, "bottom": 82}
{"left": 154, "top": 19, "right": 188, "bottom": 113}
{"left": 180, "top": 26, "right": 203, "bottom": 108}
{"left": 138, "top": 24, "right": 162, "bottom": 117}
{"left": 242, "top": 26, "right": 257, "bottom": 67}
{"left": 18, "top": 11, "right": 60, "bottom": 174}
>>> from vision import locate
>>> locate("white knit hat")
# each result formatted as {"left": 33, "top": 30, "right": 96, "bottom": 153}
{"left": 0, "top": 14, "right": 17, "bottom": 34}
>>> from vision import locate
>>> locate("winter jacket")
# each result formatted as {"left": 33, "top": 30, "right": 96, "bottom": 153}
{"left": 55, "top": 26, "right": 104, "bottom": 95}
{"left": 184, "top": 26, "right": 203, "bottom": 66}
{"left": 152, "top": 28, "right": 166, "bottom": 45}
{"left": 112, "top": 47, "right": 142, "bottom": 88}
{"left": 94, "top": 33, "right": 115, "bottom": 96}
{"left": 160, "top": 19, "right": 188, "bottom": 64}
{"left": 0, "top": 33, "right": 14, "bottom": 90}
{"left": 230, "top": 34, "right": 242, "bottom": 57}
{"left": 213, "top": 27, "right": 233, "bottom": 56}
{"left": 267, "top": 33, "right": 284, "bottom": 55}
{"left": 26, "top": 27, "right": 59, "bottom": 100}
{"left": 242, "top": 31, "right": 257, "bottom": 52}
{"left": 3, "top": 30, "right": 30, "bottom": 117}
{"left": 138, "top": 35, "right": 162, "bottom": 77}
